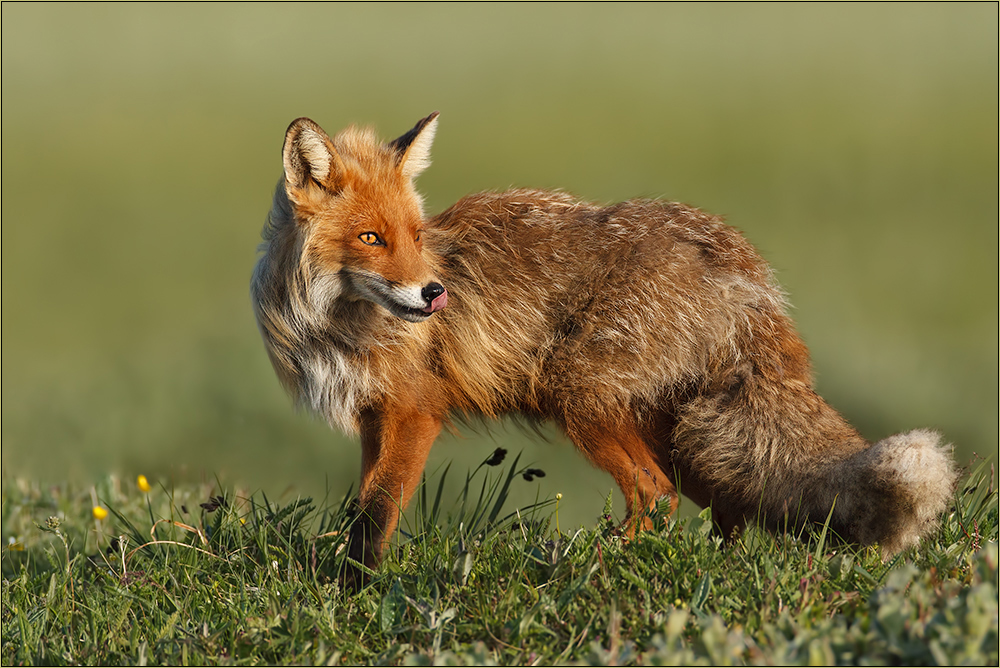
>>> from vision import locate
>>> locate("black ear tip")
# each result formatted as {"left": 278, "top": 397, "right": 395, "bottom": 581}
{"left": 414, "top": 111, "right": 440, "bottom": 133}
{"left": 388, "top": 112, "right": 440, "bottom": 156}
{"left": 420, "top": 111, "right": 440, "bottom": 130}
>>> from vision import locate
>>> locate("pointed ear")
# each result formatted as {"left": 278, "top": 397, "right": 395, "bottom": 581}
{"left": 282, "top": 117, "right": 344, "bottom": 192}
{"left": 387, "top": 112, "right": 439, "bottom": 178}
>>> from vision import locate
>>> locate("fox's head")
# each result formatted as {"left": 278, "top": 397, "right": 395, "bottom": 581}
{"left": 279, "top": 112, "right": 447, "bottom": 323}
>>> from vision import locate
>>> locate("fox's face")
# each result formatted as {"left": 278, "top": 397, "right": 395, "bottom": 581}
{"left": 281, "top": 113, "right": 447, "bottom": 323}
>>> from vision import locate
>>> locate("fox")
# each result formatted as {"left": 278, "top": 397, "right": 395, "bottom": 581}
{"left": 251, "top": 112, "right": 957, "bottom": 581}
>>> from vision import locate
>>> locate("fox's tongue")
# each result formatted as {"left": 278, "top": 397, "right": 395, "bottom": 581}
{"left": 423, "top": 290, "right": 448, "bottom": 314}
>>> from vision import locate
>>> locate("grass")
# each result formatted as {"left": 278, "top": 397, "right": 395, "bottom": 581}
{"left": 2, "top": 452, "right": 997, "bottom": 666}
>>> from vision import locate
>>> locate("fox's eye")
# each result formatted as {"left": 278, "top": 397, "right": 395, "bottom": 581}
{"left": 358, "top": 232, "right": 384, "bottom": 246}
{"left": 414, "top": 230, "right": 423, "bottom": 242}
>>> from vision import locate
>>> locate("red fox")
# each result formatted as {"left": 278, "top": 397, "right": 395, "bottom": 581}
{"left": 251, "top": 113, "right": 957, "bottom": 578}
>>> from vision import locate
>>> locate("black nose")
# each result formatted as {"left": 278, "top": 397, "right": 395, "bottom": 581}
{"left": 421, "top": 282, "right": 445, "bottom": 303}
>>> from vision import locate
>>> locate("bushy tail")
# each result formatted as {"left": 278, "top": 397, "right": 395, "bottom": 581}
{"left": 673, "top": 380, "right": 957, "bottom": 556}
{"left": 830, "top": 429, "right": 957, "bottom": 555}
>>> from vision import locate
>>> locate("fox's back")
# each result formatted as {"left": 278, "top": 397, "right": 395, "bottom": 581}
{"left": 423, "top": 189, "right": 809, "bottom": 421}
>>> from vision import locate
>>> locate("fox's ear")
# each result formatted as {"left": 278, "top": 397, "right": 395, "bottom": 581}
{"left": 388, "top": 112, "right": 439, "bottom": 178}
{"left": 282, "top": 118, "right": 344, "bottom": 193}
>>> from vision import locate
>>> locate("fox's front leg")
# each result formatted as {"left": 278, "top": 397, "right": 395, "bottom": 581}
{"left": 345, "top": 405, "right": 442, "bottom": 585}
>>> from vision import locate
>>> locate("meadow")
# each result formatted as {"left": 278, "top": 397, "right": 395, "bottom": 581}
{"left": 1, "top": 4, "right": 998, "bottom": 664}
{"left": 1, "top": 454, "right": 997, "bottom": 665}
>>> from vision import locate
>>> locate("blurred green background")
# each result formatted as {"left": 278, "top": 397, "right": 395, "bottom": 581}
{"left": 3, "top": 4, "right": 997, "bottom": 528}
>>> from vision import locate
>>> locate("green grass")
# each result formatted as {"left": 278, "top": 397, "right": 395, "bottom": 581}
{"left": 3, "top": 454, "right": 996, "bottom": 666}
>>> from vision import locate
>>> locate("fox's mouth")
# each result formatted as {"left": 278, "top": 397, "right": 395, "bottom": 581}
{"left": 346, "top": 270, "right": 447, "bottom": 323}
{"left": 388, "top": 289, "right": 447, "bottom": 322}
{"left": 393, "top": 303, "right": 434, "bottom": 322}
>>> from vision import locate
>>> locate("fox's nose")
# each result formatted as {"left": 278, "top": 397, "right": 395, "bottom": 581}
{"left": 422, "top": 282, "right": 445, "bottom": 302}
{"left": 421, "top": 282, "right": 448, "bottom": 313}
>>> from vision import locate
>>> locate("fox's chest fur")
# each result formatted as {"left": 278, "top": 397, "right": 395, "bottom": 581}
{"left": 254, "top": 288, "right": 437, "bottom": 433}
{"left": 299, "top": 339, "right": 373, "bottom": 434}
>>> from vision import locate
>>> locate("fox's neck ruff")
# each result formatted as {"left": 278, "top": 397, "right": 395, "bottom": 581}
{"left": 294, "top": 294, "right": 437, "bottom": 433}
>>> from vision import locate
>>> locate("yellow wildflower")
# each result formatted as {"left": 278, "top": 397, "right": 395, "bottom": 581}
{"left": 92, "top": 506, "right": 108, "bottom": 520}
{"left": 137, "top": 475, "right": 151, "bottom": 493}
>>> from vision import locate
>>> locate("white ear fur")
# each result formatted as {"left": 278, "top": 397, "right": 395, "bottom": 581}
{"left": 283, "top": 118, "right": 335, "bottom": 190}
{"left": 400, "top": 114, "right": 438, "bottom": 178}
{"left": 295, "top": 127, "right": 332, "bottom": 183}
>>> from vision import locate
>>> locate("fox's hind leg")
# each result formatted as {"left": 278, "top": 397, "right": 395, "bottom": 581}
{"left": 562, "top": 414, "right": 678, "bottom": 535}
{"left": 642, "top": 403, "right": 748, "bottom": 542}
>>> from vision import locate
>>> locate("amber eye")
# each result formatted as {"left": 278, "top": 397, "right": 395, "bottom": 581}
{"left": 414, "top": 230, "right": 423, "bottom": 242}
{"left": 358, "top": 232, "right": 384, "bottom": 246}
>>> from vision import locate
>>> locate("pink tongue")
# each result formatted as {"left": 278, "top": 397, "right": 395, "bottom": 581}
{"left": 423, "top": 290, "right": 448, "bottom": 313}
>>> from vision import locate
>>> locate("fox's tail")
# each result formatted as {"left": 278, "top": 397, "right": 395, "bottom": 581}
{"left": 824, "top": 428, "right": 957, "bottom": 554}
{"left": 673, "top": 379, "right": 957, "bottom": 555}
